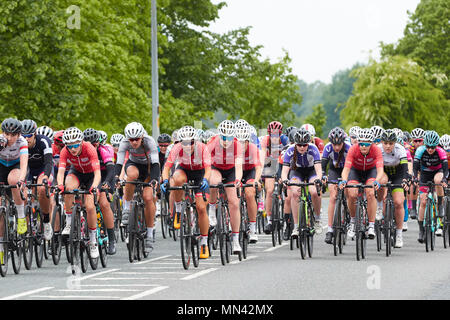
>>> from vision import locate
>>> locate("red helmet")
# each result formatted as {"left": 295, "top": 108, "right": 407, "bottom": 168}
{"left": 267, "top": 121, "right": 283, "bottom": 134}
{"left": 53, "top": 130, "right": 64, "bottom": 146}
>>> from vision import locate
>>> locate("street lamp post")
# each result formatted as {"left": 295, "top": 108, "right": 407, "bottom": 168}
{"left": 151, "top": 0, "right": 159, "bottom": 139}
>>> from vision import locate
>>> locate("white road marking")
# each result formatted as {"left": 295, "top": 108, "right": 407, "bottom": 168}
{"left": 121, "top": 286, "right": 169, "bottom": 300}
{"left": 133, "top": 255, "right": 172, "bottom": 265}
{"left": 181, "top": 268, "right": 218, "bottom": 280}
{"left": 1, "top": 287, "right": 54, "bottom": 300}
{"left": 264, "top": 243, "right": 288, "bottom": 252}
{"left": 229, "top": 255, "right": 257, "bottom": 264}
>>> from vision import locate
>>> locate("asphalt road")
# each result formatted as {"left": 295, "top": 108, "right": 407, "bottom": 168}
{"left": 1, "top": 199, "right": 450, "bottom": 301}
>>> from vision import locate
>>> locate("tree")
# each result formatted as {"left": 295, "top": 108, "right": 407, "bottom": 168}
{"left": 341, "top": 56, "right": 449, "bottom": 134}
{"left": 304, "top": 104, "right": 326, "bottom": 138}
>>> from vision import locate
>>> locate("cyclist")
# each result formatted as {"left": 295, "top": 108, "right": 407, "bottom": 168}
{"left": 378, "top": 129, "right": 410, "bottom": 248}
{"left": 83, "top": 128, "right": 117, "bottom": 255}
{"left": 110, "top": 133, "right": 125, "bottom": 163}
{"left": 281, "top": 128, "right": 323, "bottom": 237}
{"left": 114, "top": 122, "right": 160, "bottom": 253}
{"left": 21, "top": 120, "right": 54, "bottom": 240}
{"left": 440, "top": 135, "right": 450, "bottom": 180}
{"left": 408, "top": 128, "right": 425, "bottom": 219}
{"left": 321, "top": 127, "right": 351, "bottom": 244}
{"left": 370, "top": 126, "right": 385, "bottom": 145}
{"left": 0, "top": 118, "right": 28, "bottom": 235}
{"left": 413, "top": 130, "right": 448, "bottom": 243}
{"left": 157, "top": 133, "right": 171, "bottom": 173}
{"left": 207, "top": 120, "right": 243, "bottom": 253}
{"left": 348, "top": 126, "right": 361, "bottom": 145}
{"left": 36, "top": 126, "right": 54, "bottom": 142}
{"left": 260, "top": 121, "right": 284, "bottom": 234}
{"left": 235, "top": 122, "right": 262, "bottom": 244}
{"left": 57, "top": 127, "right": 101, "bottom": 258}
{"left": 301, "top": 123, "right": 324, "bottom": 155}
{"left": 339, "top": 128, "right": 384, "bottom": 240}
{"left": 161, "top": 126, "right": 211, "bottom": 258}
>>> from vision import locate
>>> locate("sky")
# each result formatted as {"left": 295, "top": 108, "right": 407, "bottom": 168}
{"left": 208, "top": 0, "right": 421, "bottom": 84}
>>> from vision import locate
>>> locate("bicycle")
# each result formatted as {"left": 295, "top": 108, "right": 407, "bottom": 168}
{"left": 237, "top": 183, "right": 258, "bottom": 260}
{"left": 209, "top": 183, "right": 236, "bottom": 266}
{"left": 344, "top": 184, "right": 374, "bottom": 261}
{"left": 111, "top": 187, "right": 125, "bottom": 242}
{"left": 442, "top": 186, "right": 450, "bottom": 248}
{"left": 287, "top": 181, "right": 321, "bottom": 259}
{"left": 167, "top": 182, "right": 205, "bottom": 269}
{"left": 121, "top": 180, "right": 155, "bottom": 263}
{"left": 0, "top": 183, "right": 25, "bottom": 277}
{"left": 96, "top": 188, "right": 113, "bottom": 268}
{"left": 159, "top": 187, "right": 171, "bottom": 240}
{"left": 417, "top": 182, "right": 442, "bottom": 252}
{"left": 23, "top": 178, "right": 50, "bottom": 269}
{"left": 327, "top": 180, "right": 350, "bottom": 256}
{"left": 379, "top": 182, "right": 405, "bottom": 257}
{"left": 49, "top": 185, "right": 65, "bottom": 265}
{"left": 270, "top": 177, "right": 284, "bottom": 247}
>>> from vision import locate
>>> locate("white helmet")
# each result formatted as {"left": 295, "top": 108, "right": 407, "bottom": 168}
{"left": 392, "top": 128, "right": 403, "bottom": 140}
{"left": 235, "top": 125, "right": 251, "bottom": 142}
{"left": 36, "top": 126, "right": 54, "bottom": 141}
{"left": 63, "top": 127, "right": 83, "bottom": 144}
{"left": 370, "top": 126, "right": 384, "bottom": 141}
{"left": 98, "top": 130, "right": 108, "bottom": 145}
{"left": 177, "top": 126, "right": 197, "bottom": 141}
{"left": 235, "top": 119, "right": 249, "bottom": 130}
{"left": 358, "top": 128, "right": 374, "bottom": 142}
{"left": 301, "top": 123, "right": 315, "bottom": 136}
{"left": 124, "top": 122, "right": 144, "bottom": 139}
{"left": 411, "top": 128, "right": 425, "bottom": 139}
{"left": 349, "top": 126, "right": 361, "bottom": 138}
{"left": 110, "top": 133, "right": 125, "bottom": 146}
{"left": 218, "top": 120, "right": 235, "bottom": 137}
{"left": 440, "top": 134, "right": 450, "bottom": 149}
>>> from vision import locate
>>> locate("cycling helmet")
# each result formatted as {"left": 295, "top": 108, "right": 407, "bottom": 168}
{"left": 98, "top": 130, "right": 107, "bottom": 144}
{"left": 195, "top": 129, "right": 204, "bottom": 141}
{"left": 439, "top": 134, "right": 450, "bottom": 149}
{"left": 177, "top": 126, "right": 197, "bottom": 141}
{"left": 411, "top": 128, "right": 425, "bottom": 140}
{"left": 218, "top": 120, "right": 235, "bottom": 137}
{"left": 171, "top": 129, "right": 179, "bottom": 143}
{"left": 370, "top": 126, "right": 385, "bottom": 141}
{"left": 328, "top": 127, "right": 346, "bottom": 145}
{"left": 235, "top": 119, "right": 250, "bottom": 130}
{"left": 424, "top": 130, "right": 440, "bottom": 147}
{"left": 381, "top": 129, "right": 397, "bottom": 142}
{"left": 21, "top": 119, "right": 37, "bottom": 135}
{"left": 358, "top": 128, "right": 374, "bottom": 142}
{"left": 392, "top": 128, "right": 403, "bottom": 140}
{"left": 83, "top": 128, "right": 100, "bottom": 144}
{"left": 157, "top": 133, "right": 171, "bottom": 144}
{"left": 202, "top": 130, "right": 215, "bottom": 143}
{"left": 1, "top": 118, "right": 22, "bottom": 134}
{"left": 267, "top": 121, "right": 283, "bottom": 134}
{"left": 53, "top": 130, "right": 64, "bottom": 146}
{"left": 110, "top": 133, "right": 125, "bottom": 146}
{"left": 36, "top": 126, "right": 54, "bottom": 141}
{"left": 403, "top": 131, "right": 411, "bottom": 142}
{"left": 288, "top": 127, "right": 298, "bottom": 144}
{"left": 63, "top": 127, "right": 83, "bottom": 144}
{"left": 124, "top": 122, "right": 144, "bottom": 139}
{"left": 235, "top": 125, "right": 251, "bottom": 142}
{"left": 348, "top": 126, "right": 361, "bottom": 139}
{"left": 301, "top": 123, "right": 315, "bottom": 136}
{"left": 294, "top": 128, "right": 311, "bottom": 145}
{"left": 285, "top": 126, "right": 296, "bottom": 137}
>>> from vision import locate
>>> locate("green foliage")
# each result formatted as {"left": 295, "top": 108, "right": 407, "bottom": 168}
{"left": 341, "top": 56, "right": 449, "bottom": 134}
{"left": 304, "top": 104, "right": 326, "bottom": 138}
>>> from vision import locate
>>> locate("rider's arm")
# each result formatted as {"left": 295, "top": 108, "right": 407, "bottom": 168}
{"left": 57, "top": 147, "right": 68, "bottom": 186}
{"left": 281, "top": 165, "right": 290, "bottom": 182}
{"left": 18, "top": 149, "right": 28, "bottom": 182}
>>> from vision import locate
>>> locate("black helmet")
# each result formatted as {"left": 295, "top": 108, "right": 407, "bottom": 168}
{"left": 328, "top": 127, "right": 346, "bottom": 145}
{"left": 402, "top": 131, "right": 411, "bottom": 142}
{"left": 83, "top": 128, "right": 100, "bottom": 144}
{"left": 294, "top": 128, "right": 311, "bottom": 145}
{"left": 21, "top": 119, "right": 37, "bottom": 135}
{"left": 288, "top": 127, "right": 298, "bottom": 144}
{"left": 285, "top": 126, "right": 296, "bottom": 136}
{"left": 1, "top": 118, "right": 22, "bottom": 134}
{"left": 381, "top": 129, "right": 397, "bottom": 142}
{"left": 157, "top": 133, "right": 171, "bottom": 144}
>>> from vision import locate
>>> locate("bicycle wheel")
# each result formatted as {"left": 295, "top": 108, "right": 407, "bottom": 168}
{"left": 137, "top": 205, "right": 148, "bottom": 260}
{"left": 332, "top": 199, "right": 342, "bottom": 256}
{"left": 0, "top": 209, "right": 9, "bottom": 277}
{"left": 240, "top": 205, "right": 249, "bottom": 260}
{"left": 298, "top": 203, "right": 307, "bottom": 259}
{"left": 425, "top": 202, "right": 432, "bottom": 252}
{"left": 180, "top": 204, "right": 192, "bottom": 270}
{"left": 127, "top": 202, "right": 138, "bottom": 263}
{"left": 113, "top": 194, "right": 122, "bottom": 242}
{"left": 23, "top": 206, "right": 34, "bottom": 270}
{"left": 191, "top": 209, "right": 200, "bottom": 268}
{"left": 375, "top": 220, "right": 382, "bottom": 252}
{"left": 355, "top": 202, "right": 362, "bottom": 261}
{"left": 34, "top": 210, "right": 44, "bottom": 268}
{"left": 224, "top": 206, "right": 232, "bottom": 263}
{"left": 98, "top": 214, "right": 108, "bottom": 268}
{"left": 216, "top": 204, "right": 226, "bottom": 266}
{"left": 271, "top": 199, "right": 278, "bottom": 247}
{"left": 307, "top": 208, "right": 314, "bottom": 258}
{"left": 385, "top": 204, "right": 392, "bottom": 257}
{"left": 50, "top": 204, "right": 63, "bottom": 265}
{"left": 160, "top": 197, "right": 169, "bottom": 239}
{"left": 69, "top": 207, "right": 82, "bottom": 274}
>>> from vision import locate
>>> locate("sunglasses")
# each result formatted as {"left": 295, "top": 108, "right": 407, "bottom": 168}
{"left": 67, "top": 143, "right": 81, "bottom": 149}
{"left": 426, "top": 146, "right": 436, "bottom": 150}
{"left": 159, "top": 144, "right": 169, "bottom": 148}
{"left": 22, "top": 134, "right": 34, "bottom": 138}
{"left": 270, "top": 134, "right": 280, "bottom": 138}
{"left": 446, "top": 149, "right": 450, "bottom": 153}
{"left": 181, "top": 140, "right": 194, "bottom": 146}
{"left": 413, "top": 139, "right": 424, "bottom": 143}
{"left": 296, "top": 143, "right": 308, "bottom": 147}
{"left": 221, "top": 136, "right": 233, "bottom": 141}
{"left": 359, "top": 142, "right": 371, "bottom": 147}
{"left": 129, "top": 138, "right": 141, "bottom": 142}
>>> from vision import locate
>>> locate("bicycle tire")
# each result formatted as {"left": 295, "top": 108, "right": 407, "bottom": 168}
{"left": 160, "top": 197, "right": 169, "bottom": 239}
{"left": 137, "top": 205, "right": 148, "bottom": 260}
{"left": 69, "top": 206, "right": 81, "bottom": 275}
{"left": 385, "top": 202, "right": 392, "bottom": 257}
{"left": 191, "top": 208, "right": 200, "bottom": 268}
{"left": 216, "top": 204, "right": 226, "bottom": 266}
{"left": 240, "top": 204, "right": 248, "bottom": 260}
{"left": 271, "top": 199, "right": 278, "bottom": 247}
{"left": 0, "top": 209, "right": 9, "bottom": 277}
{"left": 127, "top": 202, "right": 137, "bottom": 263}
{"left": 307, "top": 207, "right": 314, "bottom": 258}
{"left": 34, "top": 209, "right": 44, "bottom": 268}
{"left": 298, "top": 201, "right": 307, "bottom": 260}
{"left": 23, "top": 205, "right": 34, "bottom": 270}
{"left": 98, "top": 212, "right": 108, "bottom": 268}
{"left": 50, "top": 204, "right": 63, "bottom": 265}
{"left": 224, "top": 205, "right": 232, "bottom": 263}
{"left": 355, "top": 201, "right": 362, "bottom": 261}
{"left": 180, "top": 203, "right": 192, "bottom": 270}
{"left": 332, "top": 198, "right": 342, "bottom": 256}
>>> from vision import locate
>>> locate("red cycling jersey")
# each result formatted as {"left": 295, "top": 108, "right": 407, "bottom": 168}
{"left": 207, "top": 136, "right": 243, "bottom": 170}
{"left": 314, "top": 137, "right": 325, "bottom": 154}
{"left": 243, "top": 142, "right": 261, "bottom": 171}
{"left": 165, "top": 141, "right": 211, "bottom": 171}
{"left": 344, "top": 144, "right": 383, "bottom": 171}
{"left": 59, "top": 141, "right": 100, "bottom": 174}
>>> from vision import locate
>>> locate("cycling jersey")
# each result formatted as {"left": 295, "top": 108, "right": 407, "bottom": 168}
{"left": 116, "top": 135, "right": 159, "bottom": 166}
{"left": 261, "top": 136, "right": 284, "bottom": 165}
{"left": 321, "top": 142, "right": 351, "bottom": 170}
{"left": 59, "top": 141, "right": 100, "bottom": 174}
{"left": 27, "top": 134, "right": 53, "bottom": 179}
{"left": 0, "top": 135, "right": 28, "bottom": 167}
{"left": 207, "top": 136, "right": 243, "bottom": 170}
{"left": 380, "top": 143, "right": 408, "bottom": 167}
{"left": 97, "top": 144, "right": 114, "bottom": 170}
{"left": 165, "top": 141, "right": 211, "bottom": 171}
{"left": 413, "top": 145, "right": 448, "bottom": 178}
{"left": 242, "top": 142, "right": 261, "bottom": 171}
{"left": 283, "top": 143, "right": 321, "bottom": 168}
{"left": 344, "top": 144, "right": 384, "bottom": 171}
{"left": 314, "top": 137, "right": 325, "bottom": 154}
